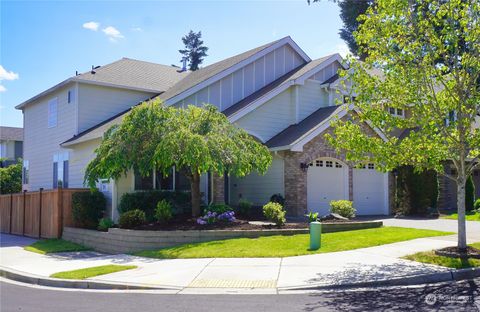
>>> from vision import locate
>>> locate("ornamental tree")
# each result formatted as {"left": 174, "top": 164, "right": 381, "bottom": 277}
{"left": 327, "top": 0, "right": 480, "bottom": 251}
{"left": 85, "top": 101, "right": 272, "bottom": 217}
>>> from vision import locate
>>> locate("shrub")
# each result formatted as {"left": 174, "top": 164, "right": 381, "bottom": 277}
{"left": 119, "top": 209, "right": 146, "bottom": 229}
{"left": 119, "top": 190, "right": 190, "bottom": 221}
{"left": 466, "top": 175, "right": 475, "bottom": 212}
{"left": 72, "top": 191, "right": 106, "bottom": 229}
{"left": 237, "top": 199, "right": 252, "bottom": 216}
{"left": 98, "top": 218, "right": 114, "bottom": 231}
{"left": 262, "top": 202, "right": 286, "bottom": 226}
{"left": 0, "top": 160, "right": 22, "bottom": 194}
{"left": 155, "top": 200, "right": 173, "bottom": 223}
{"left": 269, "top": 194, "right": 285, "bottom": 206}
{"left": 330, "top": 200, "right": 356, "bottom": 219}
{"left": 474, "top": 199, "right": 480, "bottom": 211}
{"left": 306, "top": 212, "right": 319, "bottom": 223}
{"left": 196, "top": 210, "right": 235, "bottom": 225}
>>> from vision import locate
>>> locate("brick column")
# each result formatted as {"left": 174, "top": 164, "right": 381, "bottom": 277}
{"left": 283, "top": 152, "right": 308, "bottom": 217}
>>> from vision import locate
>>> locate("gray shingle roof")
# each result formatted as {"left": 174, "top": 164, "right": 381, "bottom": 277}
{"left": 266, "top": 105, "right": 343, "bottom": 149}
{"left": 0, "top": 126, "right": 23, "bottom": 141}
{"left": 74, "top": 58, "right": 190, "bottom": 92}
{"left": 157, "top": 38, "right": 285, "bottom": 102}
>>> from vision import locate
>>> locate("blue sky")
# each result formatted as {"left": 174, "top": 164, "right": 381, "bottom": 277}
{"left": 0, "top": 0, "right": 345, "bottom": 127}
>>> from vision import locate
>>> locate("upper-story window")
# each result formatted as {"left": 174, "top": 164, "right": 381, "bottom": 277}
{"left": 22, "top": 160, "right": 29, "bottom": 184}
{"left": 48, "top": 98, "right": 58, "bottom": 128}
{"left": 343, "top": 96, "right": 356, "bottom": 104}
{"left": 67, "top": 89, "right": 75, "bottom": 104}
{"left": 389, "top": 107, "right": 404, "bottom": 118}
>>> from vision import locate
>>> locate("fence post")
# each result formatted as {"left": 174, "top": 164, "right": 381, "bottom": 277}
{"left": 38, "top": 188, "right": 43, "bottom": 238}
{"left": 22, "top": 190, "right": 27, "bottom": 235}
{"left": 58, "top": 188, "right": 63, "bottom": 238}
{"left": 9, "top": 193, "right": 13, "bottom": 234}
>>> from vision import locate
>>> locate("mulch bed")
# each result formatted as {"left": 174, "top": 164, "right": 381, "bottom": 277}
{"left": 434, "top": 246, "right": 480, "bottom": 259}
{"left": 132, "top": 215, "right": 362, "bottom": 231}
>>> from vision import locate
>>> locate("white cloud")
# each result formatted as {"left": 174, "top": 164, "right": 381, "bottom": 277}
{"left": 102, "top": 26, "right": 124, "bottom": 42}
{"left": 335, "top": 42, "right": 351, "bottom": 58}
{"left": 131, "top": 27, "right": 142, "bottom": 32}
{"left": 83, "top": 21, "right": 100, "bottom": 31}
{"left": 0, "top": 65, "right": 19, "bottom": 81}
{"left": 0, "top": 85, "right": 6, "bottom": 92}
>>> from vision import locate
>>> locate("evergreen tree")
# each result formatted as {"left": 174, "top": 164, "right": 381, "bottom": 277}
{"left": 179, "top": 30, "right": 209, "bottom": 71}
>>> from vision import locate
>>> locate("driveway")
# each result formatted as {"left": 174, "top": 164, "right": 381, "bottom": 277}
{"left": 372, "top": 217, "right": 480, "bottom": 242}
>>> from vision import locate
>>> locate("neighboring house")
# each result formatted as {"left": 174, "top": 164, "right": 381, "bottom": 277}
{"left": 19, "top": 36, "right": 470, "bottom": 220}
{"left": 0, "top": 126, "right": 23, "bottom": 167}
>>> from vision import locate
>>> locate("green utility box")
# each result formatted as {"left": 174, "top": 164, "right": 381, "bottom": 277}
{"left": 309, "top": 221, "right": 322, "bottom": 250}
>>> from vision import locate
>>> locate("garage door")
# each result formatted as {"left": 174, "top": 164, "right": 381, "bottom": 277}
{"left": 307, "top": 158, "right": 348, "bottom": 215}
{"left": 353, "top": 163, "right": 388, "bottom": 215}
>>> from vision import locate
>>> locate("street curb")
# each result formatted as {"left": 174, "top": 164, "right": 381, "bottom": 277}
{"left": 279, "top": 267, "right": 480, "bottom": 291}
{"left": 0, "top": 266, "right": 181, "bottom": 291}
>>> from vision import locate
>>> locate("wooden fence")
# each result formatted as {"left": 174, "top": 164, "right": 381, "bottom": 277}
{"left": 0, "top": 188, "right": 89, "bottom": 239}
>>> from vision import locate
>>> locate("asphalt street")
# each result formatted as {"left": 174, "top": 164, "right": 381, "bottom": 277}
{"left": 1, "top": 278, "right": 479, "bottom": 312}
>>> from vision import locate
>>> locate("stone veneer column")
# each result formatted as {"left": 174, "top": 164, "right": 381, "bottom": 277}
{"left": 283, "top": 152, "right": 308, "bottom": 217}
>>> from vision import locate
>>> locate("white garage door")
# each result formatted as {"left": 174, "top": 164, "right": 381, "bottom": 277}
{"left": 307, "top": 158, "right": 348, "bottom": 215}
{"left": 353, "top": 163, "right": 388, "bottom": 215}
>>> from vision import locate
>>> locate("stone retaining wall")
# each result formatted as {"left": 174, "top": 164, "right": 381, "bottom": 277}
{"left": 62, "top": 221, "right": 382, "bottom": 254}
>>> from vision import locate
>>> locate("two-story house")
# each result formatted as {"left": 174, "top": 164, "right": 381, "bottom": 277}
{"left": 18, "top": 36, "right": 442, "bottom": 220}
{"left": 0, "top": 126, "right": 23, "bottom": 167}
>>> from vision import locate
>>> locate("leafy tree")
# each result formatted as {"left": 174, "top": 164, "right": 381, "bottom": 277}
{"left": 327, "top": 0, "right": 480, "bottom": 251}
{"left": 84, "top": 101, "right": 272, "bottom": 217}
{"left": 308, "top": 0, "right": 373, "bottom": 59}
{"left": 466, "top": 175, "right": 475, "bottom": 212}
{"left": 179, "top": 30, "right": 209, "bottom": 71}
{"left": 0, "top": 159, "right": 22, "bottom": 194}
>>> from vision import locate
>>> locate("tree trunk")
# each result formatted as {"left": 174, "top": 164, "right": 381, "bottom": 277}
{"left": 190, "top": 171, "right": 201, "bottom": 217}
{"left": 456, "top": 176, "right": 467, "bottom": 252}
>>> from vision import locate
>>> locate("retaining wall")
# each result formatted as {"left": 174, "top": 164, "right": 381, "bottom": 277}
{"left": 62, "top": 221, "right": 382, "bottom": 254}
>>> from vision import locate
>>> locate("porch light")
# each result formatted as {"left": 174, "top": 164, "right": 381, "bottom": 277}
{"left": 300, "top": 162, "right": 310, "bottom": 172}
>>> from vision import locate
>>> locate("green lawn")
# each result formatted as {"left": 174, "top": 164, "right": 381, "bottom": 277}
{"left": 403, "top": 242, "right": 480, "bottom": 269}
{"left": 441, "top": 211, "right": 480, "bottom": 221}
{"left": 134, "top": 226, "right": 452, "bottom": 259}
{"left": 24, "top": 239, "right": 90, "bottom": 254}
{"left": 50, "top": 265, "right": 137, "bottom": 280}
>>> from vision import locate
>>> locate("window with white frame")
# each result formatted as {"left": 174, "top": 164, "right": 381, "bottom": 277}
{"left": 22, "top": 160, "right": 29, "bottom": 184}
{"left": 67, "top": 89, "right": 75, "bottom": 104}
{"left": 48, "top": 98, "right": 58, "bottom": 128}
{"left": 388, "top": 107, "right": 404, "bottom": 117}
{"left": 134, "top": 167, "right": 190, "bottom": 191}
{"left": 53, "top": 152, "right": 69, "bottom": 188}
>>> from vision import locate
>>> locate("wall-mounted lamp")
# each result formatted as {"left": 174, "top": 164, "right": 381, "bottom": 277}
{"left": 300, "top": 162, "right": 310, "bottom": 172}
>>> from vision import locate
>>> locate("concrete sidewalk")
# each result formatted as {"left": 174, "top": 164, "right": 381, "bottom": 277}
{"left": 1, "top": 231, "right": 476, "bottom": 294}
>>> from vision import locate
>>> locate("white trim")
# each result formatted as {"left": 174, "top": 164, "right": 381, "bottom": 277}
{"left": 294, "top": 85, "right": 299, "bottom": 123}
{"left": 111, "top": 180, "right": 117, "bottom": 220}
{"left": 383, "top": 172, "right": 389, "bottom": 215}
{"left": 164, "top": 37, "right": 310, "bottom": 106}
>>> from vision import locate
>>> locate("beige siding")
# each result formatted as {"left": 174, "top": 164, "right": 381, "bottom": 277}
{"left": 77, "top": 84, "right": 155, "bottom": 133}
{"left": 68, "top": 139, "right": 101, "bottom": 188}
{"left": 298, "top": 80, "right": 330, "bottom": 121}
{"left": 230, "top": 154, "right": 284, "bottom": 206}
{"left": 235, "top": 88, "right": 294, "bottom": 142}
{"left": 23, "top": 84, "right": 77, "bottom": 191}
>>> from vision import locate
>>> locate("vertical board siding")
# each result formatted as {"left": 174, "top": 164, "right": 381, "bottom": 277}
{"left": 170, "top": 44, "right": 307, "bottom": 112}
{"left": 0, "top": 189, "right": 88, "bottom": 238}
{"left": 298, "top": 81, "right": 330, "bottom": 121}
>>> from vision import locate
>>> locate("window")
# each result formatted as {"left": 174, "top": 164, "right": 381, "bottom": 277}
{"left": 343, "top": 96, "right": 356, "bottom": 104}
{"left": 22, "top": 160, "right": 29, "bottom": 184}
{"left": 53, "top": 152, "right": 69, "bottom": 188}
{"left": 388, "top": 107, "right": 404, "bottom": 117}
{"left": 368, "top": 163, "right": 375, "bottom": 170}
{"left": 134, "top": 170, "right": 154, "bottom": 190}
{"left": 67, "top": 89, "right": 75, "bottom": 104}
{"left": 335, "top": 162, "right": 343, "bottom": 168}
{"left": 315, "top": 160, "right": 323, "bottom": 167}
{"left": 48, "top": 98, "right": 58, "bottom": 128}
{"left": 155, "top": 168, "right": 174, "bottom": 190}
{"left": 326, "top": 161, "right": 333, "bottom": 167}
{"left": 445, "top": 111, "right": 457, "bottom": 126}
{"left": 175, "top": 168, "right": 191, "bottom": 191}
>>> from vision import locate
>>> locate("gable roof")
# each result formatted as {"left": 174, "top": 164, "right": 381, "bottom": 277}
{"left": 266, "top": 105, "right": 344, "bottom": 150}
{"left": 16, "top": 58, "right": 189, "bottom": 109}
{"left": 0, "top": 126, "right": 23, "bottom": 141}
{"left": 158, "top": 36, "right": 311, "bottom": 105}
